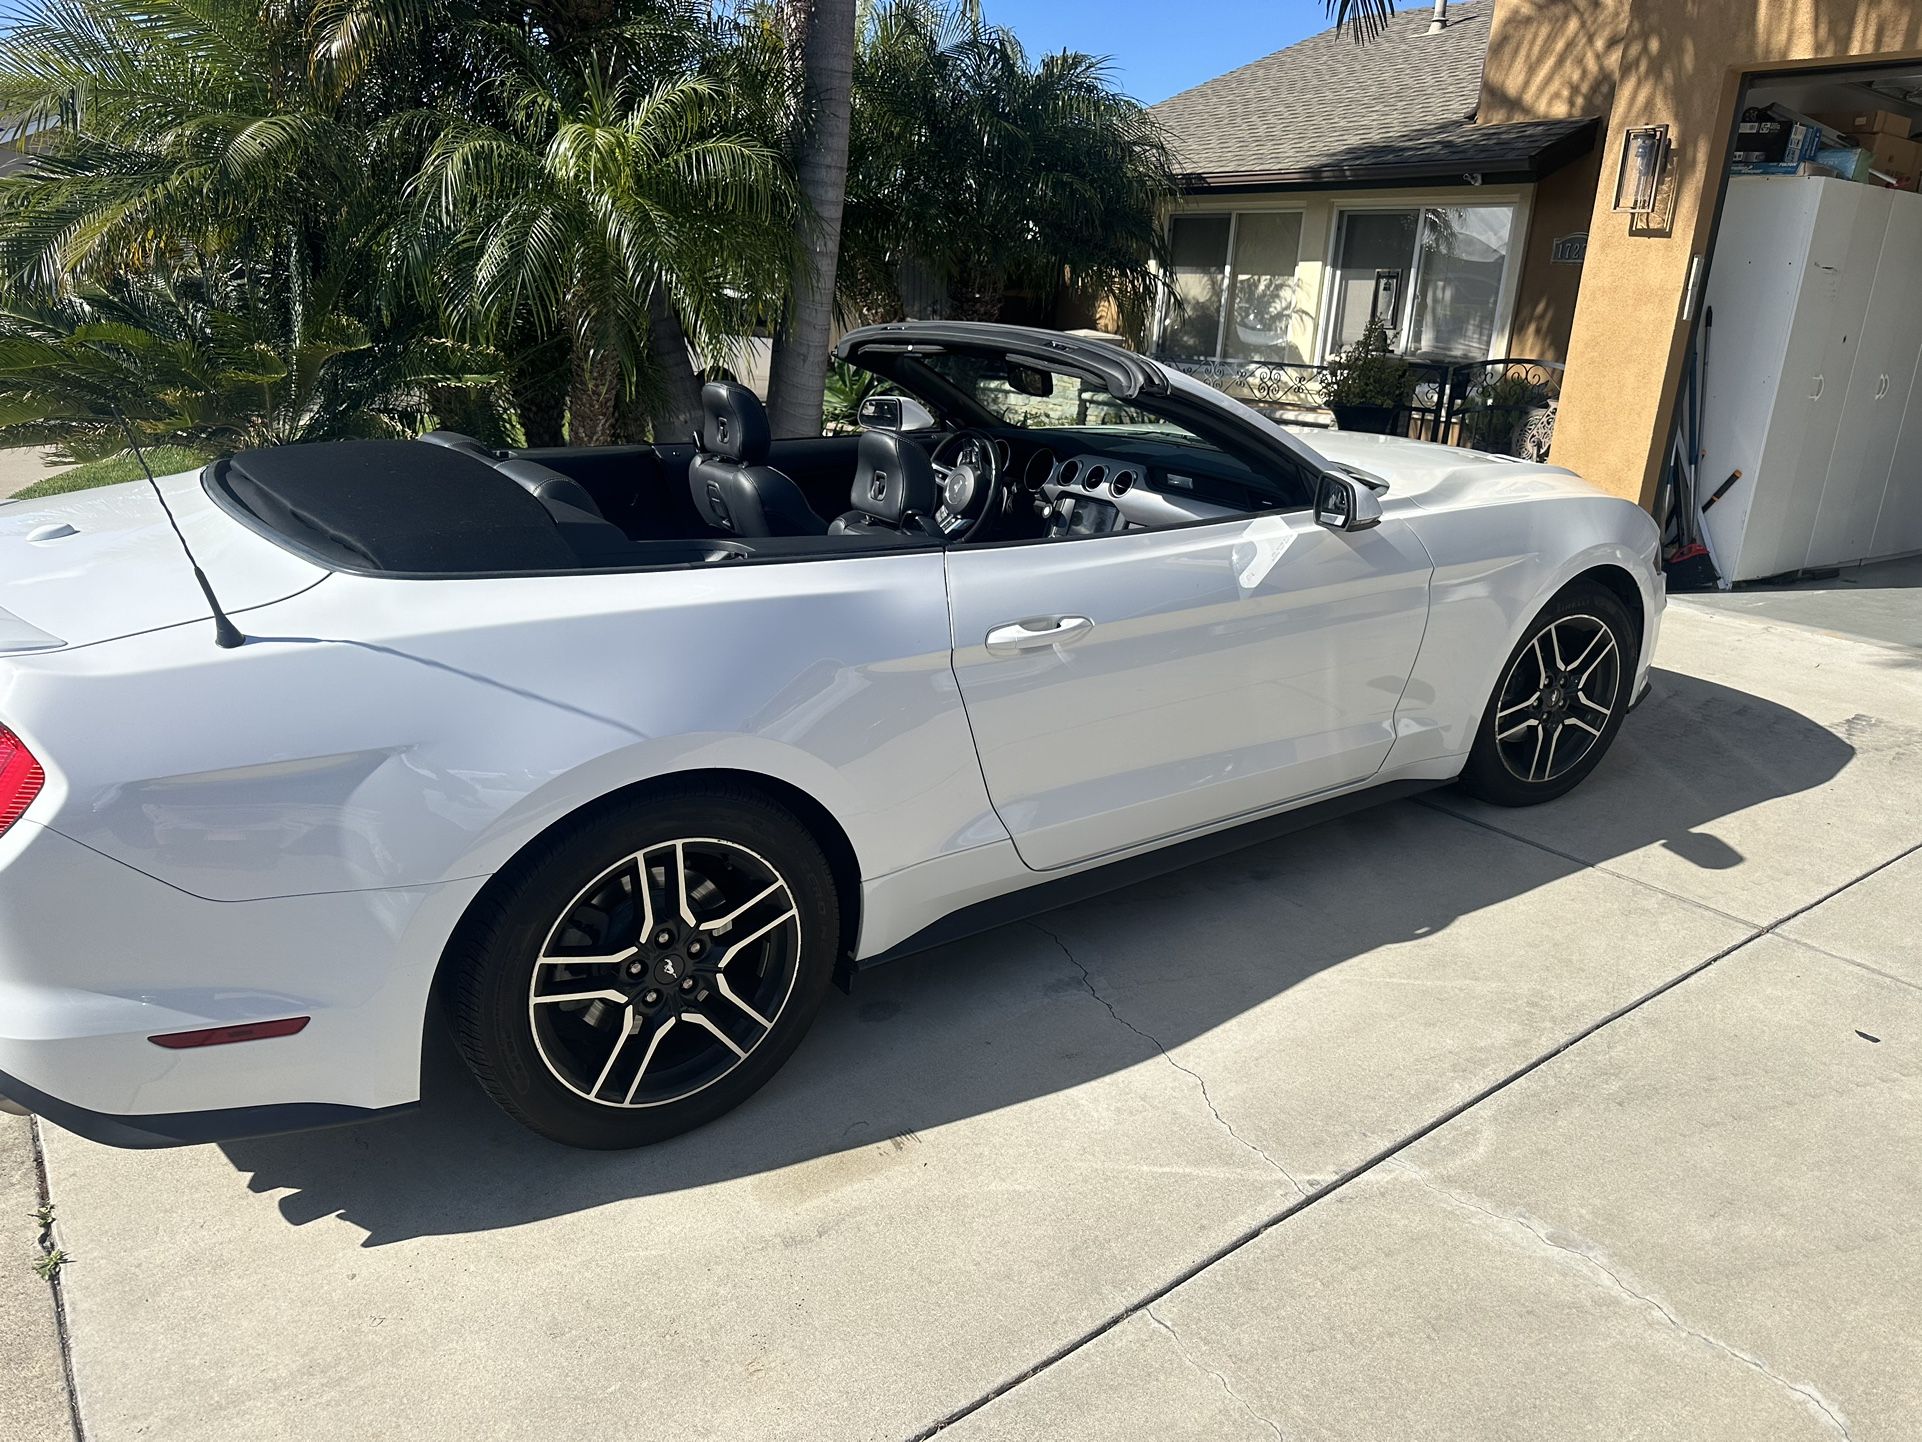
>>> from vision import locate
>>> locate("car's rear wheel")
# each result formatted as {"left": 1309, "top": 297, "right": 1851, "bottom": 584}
{"left": 1458, "top": 581, "right": 1636, "bottom": 807}
{"left": 448, "top": 785, "right": 839, "bottom": 1148}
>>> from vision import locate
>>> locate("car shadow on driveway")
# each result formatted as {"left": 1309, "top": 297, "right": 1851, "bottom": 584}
{"left": 217, "top": 668, "right": 1853, "bottom": 1244}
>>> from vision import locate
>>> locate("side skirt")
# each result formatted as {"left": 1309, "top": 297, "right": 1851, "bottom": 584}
{"left": 859, "top": 777, "right": 1444, "bottom": 970}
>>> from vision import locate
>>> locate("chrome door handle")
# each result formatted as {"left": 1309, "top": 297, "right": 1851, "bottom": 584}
{"left": 984, "top": 615, "right": 1094, "bottom": 653}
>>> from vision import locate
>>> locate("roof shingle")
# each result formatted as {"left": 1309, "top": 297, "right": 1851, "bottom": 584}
{"left": 1153, "top": 2, "right": 1590, "bottom": 188}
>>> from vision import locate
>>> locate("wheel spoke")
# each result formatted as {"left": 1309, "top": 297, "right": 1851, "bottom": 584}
{"left": 682, "top": 1011, "right": 747, "bottom": 1059}
{"left": 1530, "top": 635, "right": 1550, "bottom": 688}
{"left": 537, "top": 946, "right": 638, "bottom": 968}
{"left": 671, "top": 841, "right": 698, "bottom": 929}
{"left": 1541, "top": 723, "right": 1564, "bottom": 780}
{"left": 621, "top": 1015, "right": 679, "bottom": 1104}
{"left": 698, "top": 880, "right": 785, "bottom": 935}
{"left": 720, "top": 907, "right": 798, "bottom": 967}
{"left": 532, "top": 986, "right": 630, "bottom": 1007}
{"left": 1497, "top": 692, "right": 1540, "bottom": 721}
{"left": 1574, "top": 689, "right": 1612, "bottom": 719}
{"left": 1564, "top": 716, "right": 1605, "bottom": 739}
{"left": 714, "top": 973, "right": 773, "bottom": 1030}
{"left": 1578, "top": 637, "right": 1618, "bottom": 687}
{"left": 1527, "top": 724, "right": 1546, "bottom": 781}
{"left": 1497, "top": 717, "right": 1540, "bottom": 742}
{"left": 1548, "top": 623, "right": 1570, "bottom": 672}
{"left": 590, "top": 1005, "right": 638, "bottom": 1097}
{"left": 1564, "top": 627, "right": 1607, "bottom": 675}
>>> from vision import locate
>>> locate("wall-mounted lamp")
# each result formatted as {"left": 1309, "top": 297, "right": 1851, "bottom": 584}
{"left": 1612, "top": 124, "right": 1670, "bottom": 215}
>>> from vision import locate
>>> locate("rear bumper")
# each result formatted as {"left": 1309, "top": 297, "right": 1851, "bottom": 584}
{"left": 0, "top": 1067, "right": 414, "bottom": 1148}
{"left": 0, "top": 820, "right": 483, "bottom": 1145}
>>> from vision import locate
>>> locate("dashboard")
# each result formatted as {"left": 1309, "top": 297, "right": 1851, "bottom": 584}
{"left": 1020, "top": 445, "right": 1241, "bottom": 538}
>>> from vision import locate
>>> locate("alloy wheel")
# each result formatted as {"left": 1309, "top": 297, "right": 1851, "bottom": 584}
{"left": 527, "top": 837, "right": 801, "bottom": 1109}
{"left": 1492, "top": 613, "right": 1621, "bottom": 785}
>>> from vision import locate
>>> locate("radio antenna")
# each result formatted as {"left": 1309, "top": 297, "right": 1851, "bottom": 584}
{"left": 113, "top": 408, "right": 245, "bottom": 649}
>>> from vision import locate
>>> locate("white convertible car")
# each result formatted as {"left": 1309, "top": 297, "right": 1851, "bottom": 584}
{"left": 0, "top": 323, "right": 1661, "bottom": 1149}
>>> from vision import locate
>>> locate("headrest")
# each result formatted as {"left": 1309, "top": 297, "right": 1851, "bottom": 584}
{"left": 700, "top": 381, "right": 771, "bottom": 465}
{"left": 849, "top": 429, "right": 937, "bottom": 528}
{"left": 494, "top": 458, "right": 605, "bottom": 519}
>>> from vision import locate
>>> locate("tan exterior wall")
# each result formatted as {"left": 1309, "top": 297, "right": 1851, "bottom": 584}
{"left": 1484, "top": 0, "right": 1922, "bottom": 505}
{"left": 1506, "top": 146, "right": 1603, "bottom": 362}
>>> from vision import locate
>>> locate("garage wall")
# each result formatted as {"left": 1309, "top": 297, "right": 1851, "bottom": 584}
{"left": 1481, "top": 0, "right": 1922, "bottom": 506}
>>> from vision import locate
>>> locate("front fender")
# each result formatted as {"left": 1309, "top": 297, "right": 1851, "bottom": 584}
{"left": 1391, "top": 494, "right": 1662, "bottom": 767}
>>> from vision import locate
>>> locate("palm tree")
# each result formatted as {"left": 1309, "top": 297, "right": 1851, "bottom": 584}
{"left": 762, "top": 0, "right": 858, "bottom": 441}
{"left": 0, "top": 270, "right": 502, "bottom": 461}
{"left": 391, "top": 21, "right": 793, "bottom": 443}
{"left": 841, "top": 3, "right": 1175, "bottom": 332}
{"left": 1326, "top": 0, "right": 1397, "bottom": 38}
{"left": 0, "top": 0, "right": 395, "bottom": 319}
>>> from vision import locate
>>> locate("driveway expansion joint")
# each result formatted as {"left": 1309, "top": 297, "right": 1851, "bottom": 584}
{"left": 1145, "top": 1303, "right": 1287, "bottom": 1441}
{"left": 1386, "top": 1160, "right": 1853, "bottom": 1440}
{"left": 1029, "top": 920, "right": 1308, "bottom": 1200}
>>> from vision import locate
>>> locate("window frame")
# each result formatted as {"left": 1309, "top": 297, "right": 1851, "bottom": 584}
{"left": 1317, "top": 192, "right": 1532, "bottom": 365}
{"left": 1152, "top": 204, "right": 1311, "bottom": 363}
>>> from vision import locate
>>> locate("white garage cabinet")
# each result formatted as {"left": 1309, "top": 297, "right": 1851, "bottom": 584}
{"left": 1699, "top": 176, "right": 1922, "bottom": 582}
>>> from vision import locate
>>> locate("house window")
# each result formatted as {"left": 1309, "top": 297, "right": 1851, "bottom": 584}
{"left": 1156, "top": 211, "right": 1307, "bottom": 363}
{"left": 1329, "top": 204, "right": 1519, "bottom": 362}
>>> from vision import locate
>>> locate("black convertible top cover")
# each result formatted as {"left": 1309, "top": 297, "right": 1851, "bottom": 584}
{"left": 210, "top": 439, "right": 579, "bottom": 573}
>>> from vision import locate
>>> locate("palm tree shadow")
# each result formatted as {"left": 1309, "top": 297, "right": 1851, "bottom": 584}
{"left": 219, "top": 668, "right": 1852, "bottom": 1244}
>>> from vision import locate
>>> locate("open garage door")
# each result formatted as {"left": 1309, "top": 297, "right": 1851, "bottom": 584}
{"left": 1674, "top": 64, "right": 1922, "bottom": 587}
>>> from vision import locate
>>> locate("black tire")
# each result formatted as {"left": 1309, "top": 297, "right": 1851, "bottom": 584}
{"left": 447, "top": 784, "right": 840, "bottom": 1149}
{"left": 1458, "top": 580, "right": 1636, "bottom": 808}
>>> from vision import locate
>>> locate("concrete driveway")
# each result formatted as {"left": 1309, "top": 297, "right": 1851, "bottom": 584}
{"left": 7, "top": 595, "right": 1920, "bottom": 1442}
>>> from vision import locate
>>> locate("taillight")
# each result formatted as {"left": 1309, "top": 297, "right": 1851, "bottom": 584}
{"left": 0, "top": 726, "right": 44, "bottom": 837}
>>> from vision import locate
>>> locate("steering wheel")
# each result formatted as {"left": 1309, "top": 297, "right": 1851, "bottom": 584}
{"left": 930, "top": 429, "right": 1005, "bottom": 543}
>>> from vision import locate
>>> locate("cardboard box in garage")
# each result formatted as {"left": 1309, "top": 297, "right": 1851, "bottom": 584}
{"left": 1849, "top": 130, "right": 1922, "bottom": 184}
{"left": 1815, "top": 108, "right": 1913, "bottom": 139}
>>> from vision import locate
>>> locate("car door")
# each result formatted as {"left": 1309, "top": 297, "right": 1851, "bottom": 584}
{"left": 945, "top": 509, "right": 1432, "bottom": 871}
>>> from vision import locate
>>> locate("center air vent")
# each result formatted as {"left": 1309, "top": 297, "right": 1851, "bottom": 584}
{"left": 1084, "top": 465, "right": 1106, "bottom": 490}
{"left": 1110, "top": 469, "right": 1136, "bottom": 495}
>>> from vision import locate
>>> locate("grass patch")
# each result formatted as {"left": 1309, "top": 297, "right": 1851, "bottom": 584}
{"left": 13, "top": 446, "right": 217, "bottom": 502}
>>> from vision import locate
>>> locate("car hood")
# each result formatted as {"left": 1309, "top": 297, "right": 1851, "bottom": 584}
{"left": 0, "top": 471, "right": 328, "bottom": 651}
{"left": 1283, "top": 429, "right": 1605, "bottom": 510}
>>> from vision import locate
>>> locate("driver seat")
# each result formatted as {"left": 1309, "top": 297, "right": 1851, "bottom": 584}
{"left": 828, "top": 430, "right": 943, "bottom": 544}
{"left": 688, "top": 382, "right": 825, "bottom": 538}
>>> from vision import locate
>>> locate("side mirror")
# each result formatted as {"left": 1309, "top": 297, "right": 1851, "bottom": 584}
{"left": 1315, "top": 471, "right": 1383, "bottom": 533}
{"left": 856, "top": 393, "right": 937, "bottom": 433}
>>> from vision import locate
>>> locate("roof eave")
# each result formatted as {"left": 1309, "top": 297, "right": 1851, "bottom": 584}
{"left": 1176, "top": 118, "right": 1599, "bottom": 196}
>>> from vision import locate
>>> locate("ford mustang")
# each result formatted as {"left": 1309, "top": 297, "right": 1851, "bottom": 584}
{"left": 0, "top": 322, "right": 1662, "bottom": 1149}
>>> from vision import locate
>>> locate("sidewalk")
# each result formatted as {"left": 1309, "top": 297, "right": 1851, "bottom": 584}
{"left": 0, "top": 448, "right": 70, "bottom": 500}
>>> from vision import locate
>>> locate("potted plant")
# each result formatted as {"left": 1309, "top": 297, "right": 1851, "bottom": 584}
{"left": 1458, "top": 371, "right": 1552, "bottom": 454}
{"left": 1318, "top": 318, "right": 1413, "bottom": 435}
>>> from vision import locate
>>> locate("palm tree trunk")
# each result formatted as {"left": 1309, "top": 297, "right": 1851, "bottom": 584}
{"left": 764, "top": 0, "right": 857, "bottom": 441}
{"left": 568, "top": 340, "right": 622, "bottom": 448}
{"left": 645, "top": 287, "right": 706, "bottom": 444}
{"left": 510, "top": 344, "right": 569, "bottom": 448}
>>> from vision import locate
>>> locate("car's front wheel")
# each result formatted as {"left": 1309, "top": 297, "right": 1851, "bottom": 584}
{"left": 448, "top": 785, "right": 839, "bottom": 1148}
{"left": 1459, "top": 580, "right": 1636, "bottom": 807}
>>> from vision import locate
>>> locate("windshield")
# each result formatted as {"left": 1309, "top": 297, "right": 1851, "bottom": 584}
{"left": 906, "top": 351, "right": 1170, "bottom": 431}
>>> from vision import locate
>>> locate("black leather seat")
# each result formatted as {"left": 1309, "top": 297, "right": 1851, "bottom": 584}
{"left": 688, "top": 383, "right": 825, "bottom": 538}
{"left": 828, "top": 430, "right": 943, "bottom": 544}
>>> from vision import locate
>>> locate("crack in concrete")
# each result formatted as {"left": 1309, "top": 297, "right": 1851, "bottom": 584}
{"left": 1030, "top": 921, "right": 1308, "bottom": 1201}
{"left": 1387, "top": 1160, "right": 1853, "bottom": 1441}
{"left": 1146, "top": 1305, "right": 1286, "bottom": 1441}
